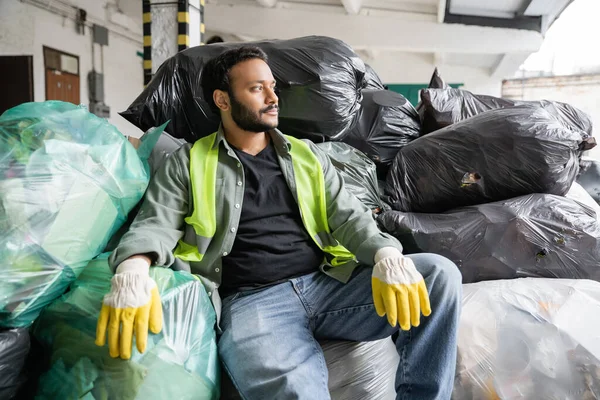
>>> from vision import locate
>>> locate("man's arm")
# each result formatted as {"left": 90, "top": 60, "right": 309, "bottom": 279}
{"left": 307, "top": 142, "right": 403, "bottom": 265}
{"left": 108, "top": 144, "right": 192, "bottom": 271}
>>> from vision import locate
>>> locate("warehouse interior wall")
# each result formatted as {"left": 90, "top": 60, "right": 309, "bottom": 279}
{"left": 0, "top": 0, "right": 510, "bottom": 137}
{"left": 367, "top": 52, "right": 503, "bottom": 98}
{"left": 0, "top": 0, "right": 145, "bottom": 138}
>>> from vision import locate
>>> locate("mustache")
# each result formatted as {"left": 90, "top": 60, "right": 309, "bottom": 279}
{"left": 260, "top": 105, "right": 279, "bottom": 113}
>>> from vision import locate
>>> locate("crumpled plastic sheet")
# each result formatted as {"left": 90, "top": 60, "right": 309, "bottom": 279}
{"left": 454, "top": 278, "right": 600, "bottom": 400}
{"left": 33, "top": 254, "right": 220, "bottom": 400}
{"left": 316, "top": 141, "right": 384, "bottom": 212}
{"left": 419, "top": 87, "right": 595, "bottom": 141}
{"left": 385, "top": 105, "right": 586, "bottom": 213}
{"left": 0, "top": 328, "right": 29, "bottom": 399}
{"left": 121, "top": 36, "right": 366, "bottom": 143}
{"left": 378, "top": 186, "right": 600, "bottom": 283}
{"left": 0, "top": 101, "right": 163, "bottom": 327}
{"left": 343, "top": 89, "right": 421, "bottom": 179}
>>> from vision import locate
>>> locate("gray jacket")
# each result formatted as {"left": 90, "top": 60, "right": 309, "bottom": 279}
{"left": 109, "top": 127, "right": 403, "bottom": 320}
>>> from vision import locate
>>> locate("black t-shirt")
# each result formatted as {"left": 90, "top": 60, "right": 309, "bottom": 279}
{"left": 220, "top": 140, "right": 324, "bottom": 296}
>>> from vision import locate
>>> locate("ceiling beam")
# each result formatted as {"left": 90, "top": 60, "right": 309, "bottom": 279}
{"left": 437, "top": 0, "right": 447, "bottom": 23}
{"left": 444, "top": 12, "right": 543, "bottom": 32}
{"left": 205, "top": 4, "right": 544, "bottom": 54}
{"left": 516, "top": 0, "right": 535, "bottom": 16}
{"left": 256, "top": 0, "right": 277, "bottom": 7}
{"left": 433, "top": 52, "right": 445, "bottom": 67}
{"left": 490, "top": 52, "right": 531, "bottom": 79}
{"left": 341, "top": 0, "right": 361, "bottom": 15}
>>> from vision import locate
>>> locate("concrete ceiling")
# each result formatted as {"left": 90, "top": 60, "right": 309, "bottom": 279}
{"left": 203, "top": 0, "right": 573, "bottom": 79}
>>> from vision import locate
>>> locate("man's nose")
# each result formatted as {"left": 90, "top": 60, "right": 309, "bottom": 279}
{"left": 266, "top": 87, "right": 278, "bottom": 104}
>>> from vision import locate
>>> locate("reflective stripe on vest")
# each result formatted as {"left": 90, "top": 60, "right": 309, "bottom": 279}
{"left": 174, "top": 132, "right": 356, "bottom": 267}
{"left": 173, "top": 133, "right": 218, "bottom": 262}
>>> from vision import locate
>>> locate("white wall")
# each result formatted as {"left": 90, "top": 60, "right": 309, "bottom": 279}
{"left": 502, "top": 74, "right": 600, "bottom": 159}
{"left": 367, "top": 52, "right": 502, "bottom": 96}
{"left": 0, "top": 0, "right": 145, "bottom": 138}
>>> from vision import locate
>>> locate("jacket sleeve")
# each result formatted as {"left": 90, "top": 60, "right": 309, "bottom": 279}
{"left": 307, "top": 141, "right": 403, "bottom": 265}
{"left": 108, "top": 144, "right": 192, "bottom": 271}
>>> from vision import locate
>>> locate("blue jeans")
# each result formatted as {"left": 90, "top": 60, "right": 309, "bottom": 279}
{"left": 218, "top": 253, "right": 462, "bottom": 400}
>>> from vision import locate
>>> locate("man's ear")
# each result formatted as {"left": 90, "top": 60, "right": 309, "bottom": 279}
{"left": 213, "top": 90, "right": 230, "bottom": 111}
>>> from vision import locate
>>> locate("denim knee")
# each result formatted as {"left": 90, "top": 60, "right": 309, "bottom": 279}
{"left": 425, "top": 254, "right": 463, "bottom": 301}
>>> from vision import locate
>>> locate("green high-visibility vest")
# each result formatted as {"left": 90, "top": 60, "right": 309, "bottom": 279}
{"left": 173, "top": 132, "right": 356, "bottom": 267}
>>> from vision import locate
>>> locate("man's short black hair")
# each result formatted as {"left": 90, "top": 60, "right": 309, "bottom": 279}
{"left": 201, "top": 46, "right": 269, "bottom": 113}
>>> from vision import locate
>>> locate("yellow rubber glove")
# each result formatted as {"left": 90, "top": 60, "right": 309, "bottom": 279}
{"left": 372, "top": 247, "right": 432, "bottom": 330}
{"left": 95, "top": 258, "right": 163, "bottom": 360}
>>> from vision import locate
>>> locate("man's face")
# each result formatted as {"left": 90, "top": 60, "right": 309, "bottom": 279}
{"left": 227, "top": 58, "right": 279, "bottom": 132}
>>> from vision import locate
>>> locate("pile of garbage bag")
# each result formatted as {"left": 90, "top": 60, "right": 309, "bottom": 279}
{"left": 419, "top": 87, "right": 595, "bottom": 139}
{"left": 385, "top": 105, "right": 587, "bottom": 213}
{"left": 32, "top": 254, "right": 220, "bottom": 400}
{"left": 378, "top": 186, "right": 600, "bottom": 283}
{"left": 121, "top": 36, "right": 366, "bottom": 143}
{"left": 0, "top": 101, "right": 160, "bottom": 328}
{"left": 454, "top": 278, "right": 600, "bottom": 400}
{"left": 121, "top": 36, "right": 421, "bottom": 177}
{"left": 363, "top": 64, "right": 385, "bottom": 90}
{"left": 577, "top": 157, "right": 600, "bottom": 204}
{"left": 343, "top": 90, "right": 421, "bottom": 178}
{"left": 0, "top": 328, "right": 29, "bottom": 399}
{"left": 315, "top": 142, "right": 384, "bottom": 212}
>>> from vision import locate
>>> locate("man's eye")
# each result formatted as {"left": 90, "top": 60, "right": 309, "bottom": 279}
{"left": 252, "top": 86, "right": 262, "bottom": 91}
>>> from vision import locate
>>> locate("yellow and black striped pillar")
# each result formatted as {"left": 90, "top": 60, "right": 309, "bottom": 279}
{"left": 200, "top": 0, "right": 205, "bottom": 45}
{"left": 177, "top": 0, "right": 189, "bottom": 52}
{"left": 143, "top": 0, "right": 152, "bottom": 86}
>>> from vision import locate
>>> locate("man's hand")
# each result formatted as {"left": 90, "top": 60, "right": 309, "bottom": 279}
{"left": 95, "top": 257, "right": 163, "bottom": 359}
{"left": 372, "top": 247, "right": 431, "bottom": 330}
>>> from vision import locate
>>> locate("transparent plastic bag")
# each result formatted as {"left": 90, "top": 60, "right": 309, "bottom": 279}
{"left": 385, "top": 105, "right": 586, "bottom": 213}
{"left": 33, "top": 254, "right": 220, "bottom": 400}
{"left": 454, "top": 278, "right": 600, "bottom": 400}
{"left": 0, "top": 101, "right": 163, "bottom": 327}
{"left": 322, "top": 339, "right": 399, "bottom": 400}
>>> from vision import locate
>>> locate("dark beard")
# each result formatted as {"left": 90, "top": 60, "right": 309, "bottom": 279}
{"left": 229, "top": 93, "right": 278, "bottom": 133}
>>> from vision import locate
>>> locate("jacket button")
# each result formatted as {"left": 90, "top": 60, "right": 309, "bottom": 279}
{"left": 223, "top": 251, "right": 228, "bottom": 256}
{"left": 231, "top": 227, "right": 236, "bottom": 232}
{"left": 235, "top": 204, "right": 240, "bottom": 209}
{"left": 215, "top": 268, "right": 220, "bottom": 272}
{"left": 237, "top": 181, "right": 242, "bottom": 186}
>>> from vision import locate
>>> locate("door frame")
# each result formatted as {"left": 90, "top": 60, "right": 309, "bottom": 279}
{"left": 43, "top": 46, "right": 80, "bottom": 101}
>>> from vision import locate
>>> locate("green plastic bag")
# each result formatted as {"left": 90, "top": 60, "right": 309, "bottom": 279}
{"left": 33, "top": 254, "right": 220, "bottom": 400}
{"left": 0, "top": 101, "right": 165, "bottom": 327}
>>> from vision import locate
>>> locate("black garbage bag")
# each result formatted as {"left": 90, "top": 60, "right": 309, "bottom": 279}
{"left": 363, "top": 64, "right": 385, "bottom": 90}
{"left": 120, "top": 36, "right": 366, "bottom": 143}
{"left": 577, "top": 157, "right": 600, "bottom": 204}
{"left": 416, "top": 68, "right": 448, "bottom": 117}
{"left": 0, "top": 328, "right": 30, "bottom": 399}
{"left": 419, "top": 88, "right": 595, "bottom": 140}
{"left": 343, "top": 90, "right": 421, "bottom": 179}
{"left": 385, "top": 105, "right": 587, "bottom": 213}
{"left": 315, "top": 142, "right": 383, "bottom": 212}
{"left": 426, "top": 67, "right": 448, "bottom": 89}
{"left": 377, "top": 193, "right": 600, "bottom": 283}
